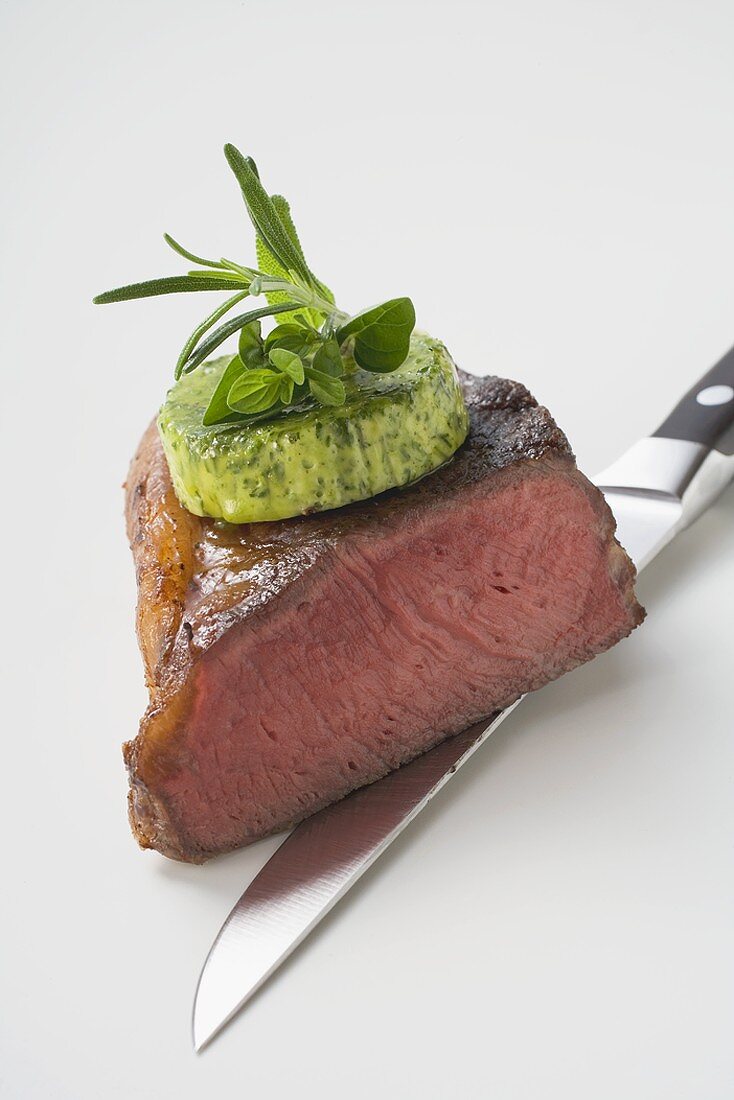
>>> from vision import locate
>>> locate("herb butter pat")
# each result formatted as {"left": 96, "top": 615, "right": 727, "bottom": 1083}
{"left": 95, "top": 144, "right": 470, "bottom": 524}
{"left": 158, "top": 333, "right": 469, "bottom": 523}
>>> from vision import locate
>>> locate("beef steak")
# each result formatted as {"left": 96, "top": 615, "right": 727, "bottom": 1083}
{"left": 124, "top": 370, "right": 644, "bottom": 862}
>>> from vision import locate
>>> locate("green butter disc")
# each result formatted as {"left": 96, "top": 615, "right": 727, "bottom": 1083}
{"left": 158, "top": 332, "right": 469, "bottom": 524}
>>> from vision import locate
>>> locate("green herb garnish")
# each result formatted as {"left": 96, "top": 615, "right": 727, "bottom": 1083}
{"left": 94, "top": 143, "right": 416, "bottom": 424}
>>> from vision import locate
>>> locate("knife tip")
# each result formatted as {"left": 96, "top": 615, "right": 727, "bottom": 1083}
{"left": 192, "top": 981, "right": 217, "bottom": 1053}
{"left": 192, "top": 1012, "right": 217, "bottom": 1053}
{"left": 192, "top": 988, "right": 224, "bottom": 1053}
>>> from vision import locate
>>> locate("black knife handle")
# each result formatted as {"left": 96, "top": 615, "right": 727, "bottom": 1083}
{"left": 653, "top": 344, "right": 734, "bottom": 455}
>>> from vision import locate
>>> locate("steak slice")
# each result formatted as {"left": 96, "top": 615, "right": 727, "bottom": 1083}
{"left": 124, "top": 370, "right": 644, "bottom": 862}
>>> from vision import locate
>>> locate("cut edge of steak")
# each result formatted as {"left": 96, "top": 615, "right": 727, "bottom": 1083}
{"left": 123, "top": 367, "right": 644, "bottom": 862}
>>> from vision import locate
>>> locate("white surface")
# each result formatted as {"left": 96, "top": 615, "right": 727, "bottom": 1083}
{"left": 1, "top": 1, "right": 733, "bottom": 1097}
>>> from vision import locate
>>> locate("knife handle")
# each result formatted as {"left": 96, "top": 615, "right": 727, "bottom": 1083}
{"left": 595, "top": 343, "right": 734, "bottom": 532}
{"left": 652, "top": 344, "right": 734, "bottom": 456}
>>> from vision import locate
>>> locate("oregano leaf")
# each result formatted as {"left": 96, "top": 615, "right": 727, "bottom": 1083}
{"left": 279, "top": 375, "right": 295, "bottom": 405}
{"left": 227, "top": 368, "right": 282, "bottom": 414}
{"left": 337, "top": 297, "right": 415, "bottom": 373}
{"left": 202, "top": 355, "right": 248, "bottom": 426}
{"left": 313, "top": 338, "right": 344, "bottom": 377}
{"left": 269, "top": 348, "right": 305, "bottom": 385}
{"left": 238, "top": 320, "right": 264, "bottom": 367}
{"left": 264, "top": 324, "right": 304, "bottom": 349}
{"left": 305, "top": 367, "right": 346, "bottom": 406}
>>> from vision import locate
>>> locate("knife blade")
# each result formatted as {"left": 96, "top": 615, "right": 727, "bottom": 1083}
{"left": 193, "top": 346, "right": 734, "bottom": 1051}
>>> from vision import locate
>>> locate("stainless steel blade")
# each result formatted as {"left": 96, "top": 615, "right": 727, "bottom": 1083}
{"left": 193, "top": 436, "right": 733, "bottom": 1051}
{"left": 594, "top": 436, "right": 697, "bottom": 569}
{"left": 598, "top": 490, "right": 682, "bottom": 570}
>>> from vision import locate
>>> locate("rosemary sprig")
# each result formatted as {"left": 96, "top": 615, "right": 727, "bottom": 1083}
{"left": 93, "top": 144, "right": 416, "bottom": 422}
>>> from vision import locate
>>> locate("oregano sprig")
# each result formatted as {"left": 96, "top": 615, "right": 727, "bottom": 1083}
{"left": 93, "top": 143, "right": 416, "bottom": 422}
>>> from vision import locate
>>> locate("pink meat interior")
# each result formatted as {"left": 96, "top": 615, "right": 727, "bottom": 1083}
{"left": 161, "top": 462, "right": 633, "bottom": 853}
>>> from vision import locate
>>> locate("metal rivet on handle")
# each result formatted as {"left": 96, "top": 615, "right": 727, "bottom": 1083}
{"left": 696, "top": 384, "right": 734, "bottom": 406}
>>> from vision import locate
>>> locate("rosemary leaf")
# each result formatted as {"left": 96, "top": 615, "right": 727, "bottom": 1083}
{"left": 223, "top": 144, "right": 312, "bottom": 287}
{"left": 186, "top": 268, "right": 247, "bottom": 283}
{"left": 163, "top": 233, "right": 226, "bottom": 269}
{"left": 180, "top": 301, "right": 301, "bottom": 376}
{"left": 175, "top": 289, "right": 250, "bottom": 378}
{"left": 93, "top": 275, "right": 243, "bottom": 304}
{"left": 220, "top": 258, "right": 259, "bottom": 279}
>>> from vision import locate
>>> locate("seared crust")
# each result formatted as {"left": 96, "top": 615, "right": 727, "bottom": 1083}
{"left": 123, "top": 370, "right": 643, "bottom": 861}
{"left": 123, "top": 425, "right": 202, "bottom": 857}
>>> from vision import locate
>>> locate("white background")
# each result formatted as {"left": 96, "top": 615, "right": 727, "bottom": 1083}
{"left": 1, "top": 1, "right": 733, "bottom": 1096}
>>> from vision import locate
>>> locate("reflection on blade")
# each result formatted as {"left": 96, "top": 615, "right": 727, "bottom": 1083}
{"left": 599, "top": 490, "right": 682, "bottom": 571}
{"left": 192, "top": 703, "right": 519, "bottom": 1051}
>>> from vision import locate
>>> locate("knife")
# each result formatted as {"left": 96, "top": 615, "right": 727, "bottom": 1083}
{"left": 193, "top": 347, "right": 734, "bottom": 1051}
